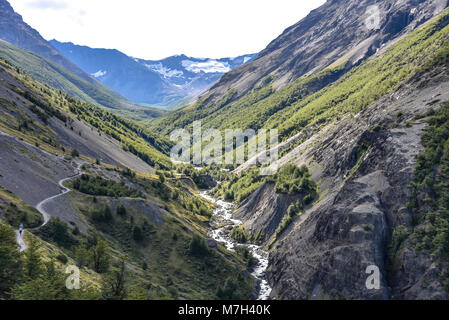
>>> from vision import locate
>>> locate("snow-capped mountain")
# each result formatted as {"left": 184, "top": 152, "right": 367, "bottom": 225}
{"left": 50, "top": 40, "right": 257, "bottom": 108}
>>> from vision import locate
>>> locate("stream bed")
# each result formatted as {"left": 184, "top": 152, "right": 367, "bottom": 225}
{"left": 199, "top": 191, "right": 272, "bottom": 300}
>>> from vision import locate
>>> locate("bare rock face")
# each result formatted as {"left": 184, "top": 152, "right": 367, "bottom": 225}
{"left": 201, "top": 0, "right": 448, "bottom": 107}
{"left": 234, "top": 182, "right": 300, "bottom": 244}
{"left": 261, "top": 70, "right": 449, "bottom": 300}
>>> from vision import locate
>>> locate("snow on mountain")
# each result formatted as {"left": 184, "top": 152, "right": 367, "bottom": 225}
{"left": 50, "top": 39, "right": 258, "bottom": 108}
{"left": 181, "top": 59, "right": 231, "bottom": 73}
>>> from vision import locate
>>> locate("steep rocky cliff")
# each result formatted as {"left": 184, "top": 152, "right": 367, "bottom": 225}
{"left": 213, "top": 0, "right": 448, "bottom": 97}
{"left": 265, "top": 67, "right": 449, "bottom": 299}
{"left": 220, "top": 1, "right": 449, "bottom": 300}
{"left": 151, "top": 0, "right": 449, "bottom": 136}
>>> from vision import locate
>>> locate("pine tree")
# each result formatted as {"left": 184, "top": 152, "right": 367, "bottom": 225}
{"left": 101, "top": 255, "right": 127, "bottom": 300}
{"left": 23, "top": 237, "right": 43, "bottom": 279}
{"left": 0, "top": 223, "right": 22, "bottom": 298}
{"left": 90, "top": 237, "right": 110, "bottom": 273}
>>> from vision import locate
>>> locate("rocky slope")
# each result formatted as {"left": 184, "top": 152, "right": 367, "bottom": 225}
{"left": 0, "top": 55, "right": 254, "bottom": 300}
{"left": 222, "top": 10, "right": 449, "bottom": 299}
{"left": 151, "top": 0, "right": 449, "bottom": 135}
{"left": 206, "top": 0, "right": 449, "bottom": 102}
{"left": 265, "top": 67, "right": 449, "bottom": 300}
{"left": 176, "top": 0, "right": 449, "bottom": 300}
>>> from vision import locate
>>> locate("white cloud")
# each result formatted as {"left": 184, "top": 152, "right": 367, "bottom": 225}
{"left": 182, "top": 60, "right": 231, "bottom": 74}
{"left": 9, "top": 0, "right": 325, "bottom": 60}
{"left": 91, "top": 70, "right": 107, "bottom": 78}
{"left": 25, "top": 0, "right": 68, "bottom": 10}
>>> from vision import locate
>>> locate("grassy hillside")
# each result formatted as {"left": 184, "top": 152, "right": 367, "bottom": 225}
{"left": 151, "top": 8, "right": 449, "bottom": 146}
{"left": 0, "top": 56, "right": 172, "bottom": 170}
{"left": 0, "top": 40, "right": 165, "bottom": 121}
{"left": 0, "top": 55, "right": 254, "bottom": 300}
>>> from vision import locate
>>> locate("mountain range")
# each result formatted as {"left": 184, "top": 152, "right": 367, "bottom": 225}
{"left": 50, "top": 40, "right": 257, "bottom": 108}
{"left": 0, "top": 0, "right": 140, "bottom": 114}
{"left": 2, "top": 0, "right": 449, "bottom": 301}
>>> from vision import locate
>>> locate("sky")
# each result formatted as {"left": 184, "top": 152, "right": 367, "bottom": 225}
{"left": 9, "top": 0, "right": 325, "bottom": 60}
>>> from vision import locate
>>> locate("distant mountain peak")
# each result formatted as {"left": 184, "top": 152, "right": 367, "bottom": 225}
{"left": 50, "top": 39, "right": 258, "bottom": 107}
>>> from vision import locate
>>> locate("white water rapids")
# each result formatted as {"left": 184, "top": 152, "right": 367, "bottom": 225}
{"left": 199, "top": 191, "right": 273, "bottom": 300}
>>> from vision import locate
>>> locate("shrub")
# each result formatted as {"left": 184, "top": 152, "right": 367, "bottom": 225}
{"left": 71, "top": 175, "right": 143, "bottom": 198}
{"left": 71, "top": 149, "right": 80, "bottom": 157}
{"left": 91, "top": 205, "right": 113, "bottom": 223}
{"left": 133, "top": 226, "right": 143, "bottom": 242}
{"left": 116, "top": 205, "right": 127, "bottom": 217}
{"left": 231, "top": 226, "right": 247, "bottom": 244}
{"left": 56, "top": 254, "right": 68, "bottom": 264}
{"left": 189, "top": 234, "right": 209, "bottom": 257}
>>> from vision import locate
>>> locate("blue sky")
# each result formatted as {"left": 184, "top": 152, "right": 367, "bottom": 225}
{"left": 9, "top": 0, "right": 325, "bottom": 60}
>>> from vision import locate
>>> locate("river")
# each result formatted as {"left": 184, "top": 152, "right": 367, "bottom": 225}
{"left": 199, "top": 191, "right": 272, "bottom": 300}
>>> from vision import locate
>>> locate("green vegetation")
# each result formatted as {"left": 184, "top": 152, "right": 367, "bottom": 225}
{"left": 0, "top": 224, "right": 99, "bottom": 300}
{"left": 36, "top": 217, "right": 78, "bottom": 249}
{"left": 0, "top": 187, "right": 43, "bottom": 228}
{"left": 0, "top": 40, "right": 165, "bottom": 121}
{"left": 385, "top": 102, "right": 449, "bottom": 292}
{"left": 275, "top": 202, "right": 301, "bottom": 236}
{"left": 151, "top": 63, "right": 347, "bottom": 135}
{"left": 189, "top": 234, "right": 209, "bottom": 257}
{"left": 407, "top": 103, "right": 449, "bottom": 260}
{"left": 274, "top": 164, "right": 318, "bottom": 200}
{"left": 66, "top": 98, "right": 172, "bottom": 168}
{"left": 152, "top": 8, "right": 449, "bottom": 163}
{"left": 101, "top": 255, "right": 127, "bottom": 300}
{"left": 0, "top": 56, "right": 172, "bottom": 169}
{"left": 0, "top": 222, "right": 22, "bottom": 299}
{"left": 216, "top": 274, "right": 253, "bottom": 300}
{"left": 213, "top": 164, "right": 317, "bottom": 205}
{"left": 214, "top": 164, "right": 317, "bottom": 242}
{"left": 71, "top": 174, "right": 144, "bottom": 198}
{"left": 212, "top": 166, "right": 265, "bottom": 203}
{"left": 231, "top": 225, "right": 248, "bottom": 243}
{"left": 0, "top": 47, "right": 255, "bottom": 301}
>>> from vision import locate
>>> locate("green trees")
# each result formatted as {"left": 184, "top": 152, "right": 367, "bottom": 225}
{"left": 189, "top": 234, "right": 209, "bottom": 257}
{"left": 0, "top": 223, "right": 22, "bottom": 298}
{"left": 74, "top": 245, "right": 89, "bottom": 268}
{"left": 215, "top": 164, "right": 317, "bottom": 206}
{"left": 3, "top": 201, "right": 43, "bottom": 229}
{"left": 231, "top": 226, "right": 248, "bottom": 244}
{"left": 116, "top": 205, "right": 127, "bottom": 217}
{"left": 90, "top": 237, "right": 110, "bottom": 274}
{"left": 23, "top": 237, "right": 43, "bottom": 278}
{"left": 91, "top": 204, "right": 113, "bottom": 223}
{"left": 10, "top": 237, "right": 72, "bottom": 300}
{"left": 216, "top": 274, "right": 251, "bottom": 300}
{"left": 71, "top": 149, "right": 80, "bottom": 158}
{"left": 101, "top": 255, "right": 128, "bottom": 300}
{"left": 132, "top": 226, "right": 144, "bottom": 242}
{"left": 71, "top": 174, "right": 143, "bottom": 198}
{"left": 158, "top": 172, "right": 165, "bottom": 184}
{"left": 274, "top": 164, "right": 317, "bottom": 197}
{"left": 409, "top": 103, "right": 449, "bottom": 263}
{"left": 42, "top": 218, "right": 76, "bottom": 248}
{"left": 10, "top": 260, "right": 72, "bottom": 300}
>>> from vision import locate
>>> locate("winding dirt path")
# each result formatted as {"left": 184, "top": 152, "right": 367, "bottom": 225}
{"left": 15, "top": 162, "right": 83, "bottom": 252}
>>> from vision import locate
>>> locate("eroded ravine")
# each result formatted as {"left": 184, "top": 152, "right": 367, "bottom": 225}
{"left": 199, "top": 191, "right": 272, "bottom": 300}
